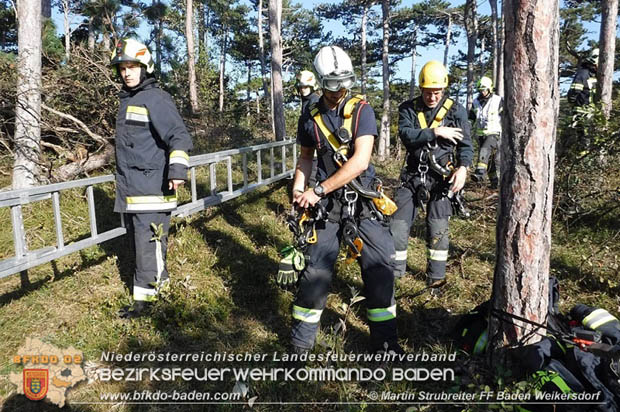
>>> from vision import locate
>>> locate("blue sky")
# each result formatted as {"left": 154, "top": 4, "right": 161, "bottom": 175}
{"left": 52, "top": 0, "right": 609, "bottom": 87}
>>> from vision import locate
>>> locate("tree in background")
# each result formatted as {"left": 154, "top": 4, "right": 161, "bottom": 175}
{"left": 596, "top": 0, "right": 617, "bottom": 118}
{"left": 391, "top": 0, "right": 449, "bottom": 99}
{"left": 316, "top": 0, "right": 378, "bottom": 96}
{"left": 13, "top": 0, "right": 42, "bottom": 188}
{"left": 489, "top": 0, "right": 559, "bottom": 351}
{"left": 269, "top": 0, "right": 285, "bottom": 140}
{"left": 185, "top": 0, "right": 198, "bottom": 113}
{"left": 463, "top": 0, "right": 477, "bottom": 110}
{"left": 376, "top": 0, "right": 391, "bottom": 160}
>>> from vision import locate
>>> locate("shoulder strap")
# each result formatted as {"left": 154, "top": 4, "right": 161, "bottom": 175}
{"left": 311, "top": 94, "right": 366, "bottom": 156}
{"left": 417, "top": 98, "right": 454, "bottom": 129}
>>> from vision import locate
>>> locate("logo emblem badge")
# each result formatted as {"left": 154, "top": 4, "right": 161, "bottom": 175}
{"left": 23, "top": 369, "right": 48, "bottom": 401}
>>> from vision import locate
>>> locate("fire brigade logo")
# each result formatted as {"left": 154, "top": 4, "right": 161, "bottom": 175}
{"left": 23, "top": 369, "right": 49, "bottom": 401}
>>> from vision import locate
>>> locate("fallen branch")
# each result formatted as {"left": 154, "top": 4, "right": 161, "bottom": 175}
{"left": 51, "top": 142, "right": 115, "bottom": 182}
{"left": 41, "top": 103, "right": 110, "bottom": 146}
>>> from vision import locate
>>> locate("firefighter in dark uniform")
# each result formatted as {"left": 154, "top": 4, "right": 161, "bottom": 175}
{"left": 110, "top": 39, "right": 193, "bottom": 318}
{"left": 567, "top": 48, "right": 598, "bottom": 107}
{"left": 389, "top": 60, "right": 473, "bottom": 294}
{"left": 291, "top": 46, "right": 400, "bottom": 354}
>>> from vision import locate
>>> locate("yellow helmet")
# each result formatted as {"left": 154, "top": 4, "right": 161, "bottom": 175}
{"left": 111, "top": 38, "right": 155, "bottom": 74}
{"left": 419, "top": 60, "right": 448, "bottom": 89}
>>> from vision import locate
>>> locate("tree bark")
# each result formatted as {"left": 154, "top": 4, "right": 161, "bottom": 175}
{"left": 464, "top": 0, "right": 478, "bottom": 111}
{"left": 377, "top": 0, "right": 391, "bottom": 160}
{"left": 185, "top": 0, "right": 199, "bottom": 114}
{"left": 497, "top": 1, "right": 505, "bottom": 97}
{"left": 218, "top": 34, "right": 228, "bottom": 112}
{"left": 154, "top": 0, "right": 163, "bottom": 74}
{"left": 443, "top": 12, "right": 452, "bottom": 67}
{"left": 87, "top": 16, "right": 95, "bottom": 52}
{"left": 409, "top": 24, "right": 418, "bottom": 100}
{"left": 490, "top": 0, "right": 499, "bottom": 88}
{"left": 62, "top": 0, "right": 70, "bottom": 61}
{"left": 269, "top": 0, "right": 285, "bottom": 141}
{"left": 596, "top": 0, "right": 618, "bottom": 118}
{"left": 361, "top": 3, "right": 369, "bottom": 96}
{"left": 13, "top": 0, "right": 42, "bottom": 188}
{"left": 258, "top": 0, "right": 270, "bottom": 102}
{"left": 488, "top": 0, "right": 559, "bottom": 354}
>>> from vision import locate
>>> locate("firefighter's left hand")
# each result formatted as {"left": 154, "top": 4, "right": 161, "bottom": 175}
{"left": 449, "top": 166, "right": 467, "bottom": 193}
{"left": 168, "top": 179, "right": 185, "bottom": 191}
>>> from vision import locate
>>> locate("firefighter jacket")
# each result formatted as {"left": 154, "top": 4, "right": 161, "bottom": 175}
{"left": 398, "top": 96, "right": 473, "bottom": 177}
{"left": 567, "top": 66, "right": 597, "bottom": 106}
{"left": 471, "top": 93, "right": 503, "bottom": 136}
{"left": 114, "top": 78, "right": 193, "bottom": 213}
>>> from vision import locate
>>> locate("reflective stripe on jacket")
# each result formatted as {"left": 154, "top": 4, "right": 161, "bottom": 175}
{"left": 114, "top": 78, "right": 193, "bottom": 213}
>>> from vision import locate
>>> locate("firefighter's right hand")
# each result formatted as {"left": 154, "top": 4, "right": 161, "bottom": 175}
{"left": 434, "top": 127, "right": 463, "bottom": 145}
{"left": 276, "top": 246, "right": 305, "bottom": 289}
{"left": 294, "top": 189, "right": 321, "bottom": 209}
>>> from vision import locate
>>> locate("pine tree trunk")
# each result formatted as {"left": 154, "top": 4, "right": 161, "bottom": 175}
{"left": 186, "top": 0, "right": 199, "bottom": 114}
{"left": 361, "top": 4, "right": 369, "bottom": 96}
{"left": 218, "top": 35, "right": 228, "bottom": 113}
{"left": 596, "top": 0, "right": 618, "bottom": 118}
{"left": 87, "top": 17, "right": 95, "bottom": 52}
{"left": 488, "top": 0, "right": 559, "bottom": 355}
{"left": 443, "top": 13, "right": 452, "bottom": 66}
{"left": 497, "top": 3, "right": 505, "bottom": 97}
{"left": 377, "top": 0, "right": 391, "bottom": 161}
{"left": 409, "top": 25, "right": 418, "bottom": 100}
{"left": 154, "top": 0, "right": 163, "bottom": 74}
{"left": 258, "top": 0, "right": 270, "bottom": 102}
{"left": 490, "top": 0, "right": 499, "bottom": 88}
{"left": 13, "top": 0, "right": 42, "bottom": 188}
{"left": 63, "top": 0, "right": 70, "bottom": 62}
{"left": 464, "top": 0, "right": 478, "bottom": 111}
{"left": 269, "top": 0, "right": 285, "bottom": 141}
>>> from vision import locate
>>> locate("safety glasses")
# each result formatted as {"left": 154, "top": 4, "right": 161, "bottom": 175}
{"left": 321, "top": 75, "right": 355, "bottom": 92}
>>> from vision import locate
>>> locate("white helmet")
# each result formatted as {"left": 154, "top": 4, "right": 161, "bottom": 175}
{"left": 313, "top": 46, "right": 356, "bottom": 92}
{"left": 477, "top": 76, "right": 493, "bottom": 92}
{"left": 296, "top": 70, "right": 318, "bottom": 90}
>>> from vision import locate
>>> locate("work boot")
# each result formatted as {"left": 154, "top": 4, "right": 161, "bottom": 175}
{"left": 118, "top": 301, "right": 152, "bottom": 319}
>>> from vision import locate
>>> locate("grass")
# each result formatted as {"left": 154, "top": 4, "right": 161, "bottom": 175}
{"left": 0, "top": 154, "right": 618, "bottom": 412}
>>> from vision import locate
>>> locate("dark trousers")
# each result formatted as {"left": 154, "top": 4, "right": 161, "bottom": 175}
{"left": 389, "top": 184, "right": 451, "bottom": 280}
{"left": 474, "top": 133, "right": 500, "bottom": 182}
{"left": 291, "top": 218, "right": 397, "bottom": 350}
{"left": 124, "top": 212, "right": 171, "bottom": 302}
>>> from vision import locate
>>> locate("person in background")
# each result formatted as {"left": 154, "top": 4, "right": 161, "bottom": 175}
{"left": 470, "top": 76, "right": 503, "bottom": 188}
{"left": 389, "top": 60, "right": 473, "bottom": 295}
{"left": 110, "top": 39, "right": 193, "bottom": 318}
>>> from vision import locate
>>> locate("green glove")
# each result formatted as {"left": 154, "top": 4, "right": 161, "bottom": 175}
{"left": 277, "top": 246, "right": 305, "bottom": 288}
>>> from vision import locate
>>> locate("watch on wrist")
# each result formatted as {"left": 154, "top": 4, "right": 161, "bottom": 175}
{"left": 313, "top": 184, "right": 326, "bottom": 198}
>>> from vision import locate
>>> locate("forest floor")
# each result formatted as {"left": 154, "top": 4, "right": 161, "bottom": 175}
{"left": 0, "top": 156, "right": 618, "bottom": 412}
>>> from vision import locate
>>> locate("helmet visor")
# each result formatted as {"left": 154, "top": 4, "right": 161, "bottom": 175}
{"left": 321, "top": 76, "right": 355, "bottom": 92}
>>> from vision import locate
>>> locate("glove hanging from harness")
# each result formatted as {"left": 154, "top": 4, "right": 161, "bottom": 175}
{"left": 276, "top": 204, "right": 326, "bottom": 289}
